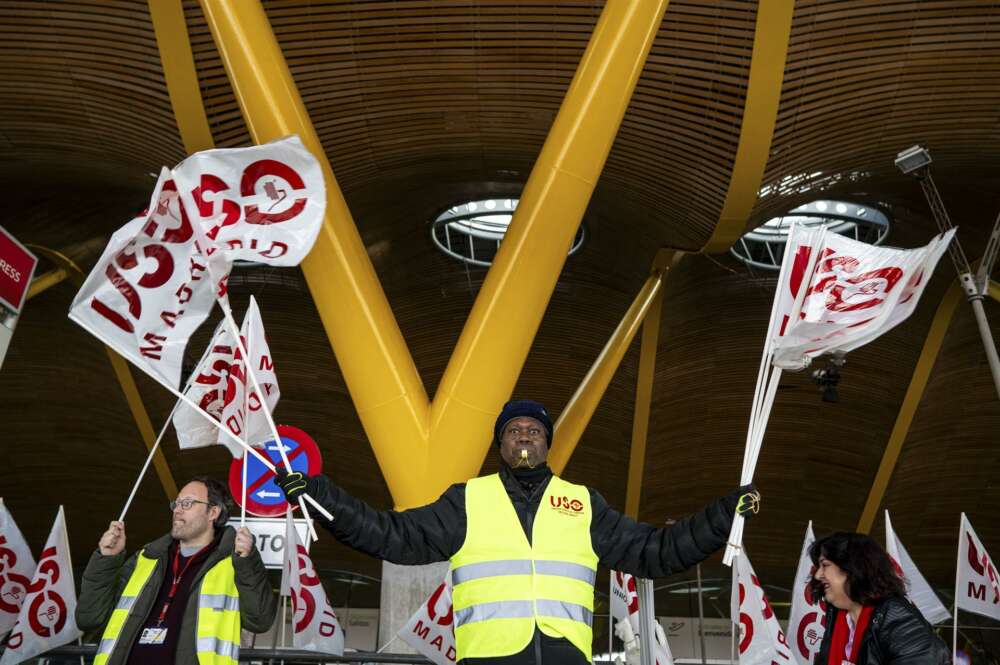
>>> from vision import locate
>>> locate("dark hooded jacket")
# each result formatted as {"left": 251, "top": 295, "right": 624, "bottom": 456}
{"left": 815, "top": 596, "right": 951, "bottom": 665}
{"left": 304, "top": 463, "right": 744, "bottom": 665}
{"left": 75, "top": 526, "right": 277, "bottom": 665}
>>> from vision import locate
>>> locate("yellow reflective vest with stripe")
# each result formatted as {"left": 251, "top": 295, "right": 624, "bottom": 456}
{"left": 451, "top": 473, "right": 599, "bottom": 660}
{"left": 93, "top": 551, "right": 241, "bottom": 665}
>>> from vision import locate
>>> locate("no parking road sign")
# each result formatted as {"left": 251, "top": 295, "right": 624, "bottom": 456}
{"left": 229, "top": 425, "right": 322, "bottom": 517}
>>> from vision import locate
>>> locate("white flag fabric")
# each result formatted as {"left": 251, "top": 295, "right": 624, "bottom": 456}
{"left": 771, "top": 228, "right": 955, "bottom": 370}
{"left": 0, "top": 499, "right": 36, "bottom": 635}
{"left": 884, "top": 511, "right": 950, "bottom": 624}
{"left": 610, "top": 571, "right": 673, "bottom": 665}
{"left": 725, "top": 225, "right": 954, "bottom": 565}
{"left": 956, "top": 513, "right": 1000, "bottom": 621}
{"left": 173, "top": 135, "right": 326, "bottom": 268}
{"left": 218, "top": 297, "right": 279, "bottom": 451}
{"left": 787, "top": 522, "right": 825, "bottom": 665}
{"left": 281, "top": 511, "right": 344, "bottom": 655}
{"left": 398, "top": 575, "right": 457, "bottom": 665}
{"left": 732, "top": 552, "right": 792, "bottom": 665}
{"left": 0, "top": 507, "right": 81, "bottom": 664}
{"left": 172, "top": 297, "right": 280, "bottom": 456}
{"left": 69, "top": 168, "right": 218, "bottom": 389}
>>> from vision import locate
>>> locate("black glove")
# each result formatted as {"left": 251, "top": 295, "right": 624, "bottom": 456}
{"left": 274, "top": 469, "right": 311, "bottom": 502}
{"left": 733, "top": 484, "right": 761, "bottom": 519}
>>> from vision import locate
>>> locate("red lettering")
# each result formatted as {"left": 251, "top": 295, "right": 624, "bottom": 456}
{"left": 970, "top": 582, "right": 987, "bottom": 601}
{"left": 430, "top": 634, "right": 444, "bottom": 650}
{"left": 413, "top": 620, "right": 431, "bottom": 640}
{"left": 139, "top": 332, "right": 167, "bottom": 360}
{"left": 192, "top": 174, "right": 240, "bottom": 240}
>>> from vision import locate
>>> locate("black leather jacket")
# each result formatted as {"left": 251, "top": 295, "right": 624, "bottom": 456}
{"left": 304, "top": 462, "right": 744, "bottom": 665}
{"left": 816, "top": 596, "right": 951, "bottom": 665}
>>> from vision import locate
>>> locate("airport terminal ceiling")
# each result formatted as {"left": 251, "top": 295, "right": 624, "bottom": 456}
{"left": 0, "top": 0, "right": 999, "bottom": 629}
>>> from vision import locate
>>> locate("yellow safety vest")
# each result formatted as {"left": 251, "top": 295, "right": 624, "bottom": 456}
{"left": 451, "top": 473, "right": 599, "bottom": 661}
{"left": 94, "top": 550, "right": 241, "bottom": 665}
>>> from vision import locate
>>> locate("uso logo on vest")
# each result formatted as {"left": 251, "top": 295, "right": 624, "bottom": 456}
{"left": 549, "top": 496, "right": 584, "bottom": 517}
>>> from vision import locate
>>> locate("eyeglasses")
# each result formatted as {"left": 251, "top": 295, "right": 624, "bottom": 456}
{"left": 169, "top": 498, "right": 212, "bottom": 511}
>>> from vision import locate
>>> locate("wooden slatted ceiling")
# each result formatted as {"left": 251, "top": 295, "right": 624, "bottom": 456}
{"left": 0, "top": 1, "right": 184, "bottom": 185}
{"left": 0, "top": 0, "right": 999, "bottom": 610}
{"left": 751, "top": 0, "right": 1000, "bottom": 228}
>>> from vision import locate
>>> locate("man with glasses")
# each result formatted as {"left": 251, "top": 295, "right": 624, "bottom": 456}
{"left": 76, "top": 476, "right": 277, "bottom": 665}
{"left": 276, "top": 399, "right": 761, "bottom": 665}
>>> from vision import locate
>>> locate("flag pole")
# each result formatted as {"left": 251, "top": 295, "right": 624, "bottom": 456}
{"left": 953, "top": 513, "right": 964, "bottom": 662}
{"left": 215, "top": 299, "right": 319, "bottom": 541}
{"left": 118, "top": 333, "right": 217, "bottom": 522}
{"left": 70, "top": 311, "right": 334, "bottom": 522}
{"left": 241, "top": 320, "right": 251, "bottom": 527}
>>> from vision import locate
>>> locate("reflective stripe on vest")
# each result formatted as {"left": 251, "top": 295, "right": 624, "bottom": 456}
{"left": 94, "top": 550, "right": 241, "bottom": 665}
{"left": 196, "top": 557, "right": 241, "bottom": 665}
{"left": 450, "top": 474, "right": 598, "bottom": 661}
{"left": 93, "top": 553, "right": 159, "bottom": 665}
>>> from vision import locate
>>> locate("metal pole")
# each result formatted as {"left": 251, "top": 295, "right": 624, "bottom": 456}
{"left": 969, "top": 297, "right": 1000, "bottom": 399}
{"left": 696, "top": 565, "right": 708, "bottom": 664}
{"left": 637, "top": 578, "right": 657, "bottom": 665}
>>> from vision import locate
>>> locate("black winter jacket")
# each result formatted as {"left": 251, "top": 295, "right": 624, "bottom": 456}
{"left": 815, "top": 597, "right": 951, "bottom": 665}
{"left": 305, "top": 463, "right": 743, "bottom": 665}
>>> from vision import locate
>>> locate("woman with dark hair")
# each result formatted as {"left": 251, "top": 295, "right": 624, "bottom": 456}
{"left": 809, "top": 532, "right": 950, "bottom": 665}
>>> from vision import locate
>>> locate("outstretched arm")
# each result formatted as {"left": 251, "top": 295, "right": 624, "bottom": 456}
{"left": 277, "top": 471, "right": 467, "bottom": 565}
{"left": 592, "top": 486, "right": 757, "bottom": 578}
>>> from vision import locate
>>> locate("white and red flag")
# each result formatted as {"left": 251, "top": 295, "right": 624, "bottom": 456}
{"left": 0, "top": 507, "right": 81, "bottom": 665}
{"left": 0, "top": 499, "right": 36, "bottom": 635}
{"left": 884, "top": 511, "right": 949, "bottom": 624}
{"left": 725, "top": 224, "right": 955, "bottom": 564}
{"left": 787, "top": 522, "right": 825, "bottom": 665}
{"left": 731, "top": 551, "right": 792, "bottom": 665}
{"left": 172, "top": 297, "right": 280, "bottom": 456}
{"left": 281, "top": 511, "right": 344, "bottom": 655}
{"left": 173, "top": 135, "right": 326, "bottom": 269}
{"left": 770, "top": 227, "right": 955, "bottom": 370}
{"left": 398, "top": 574, "right": 457, "bottom": 665}
{"left": 69, "top": 168, "right": 218, "bottom": 390}
{"left": 956, "top": 513, "right": 1000, "bottom": 621}
{"left": 610, "top": 571, "right": 674, "bottom": 665}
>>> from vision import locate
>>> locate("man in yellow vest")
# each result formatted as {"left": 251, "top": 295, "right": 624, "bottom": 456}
{"left": 75, "top": 476, "right": 277, "bottom": 665}
{"left": 276, "top": 399, "right": 760, "bottom": 665}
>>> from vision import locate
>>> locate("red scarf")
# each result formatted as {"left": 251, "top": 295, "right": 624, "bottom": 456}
{"left": 827, "top": 605, "right": 874, "bottom": 665}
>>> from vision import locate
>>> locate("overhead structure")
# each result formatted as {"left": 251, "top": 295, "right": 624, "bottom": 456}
{"left": 895, "top": 145, "right": 1000, "bottom": 399}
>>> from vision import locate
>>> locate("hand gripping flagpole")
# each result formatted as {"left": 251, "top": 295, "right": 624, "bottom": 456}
{"left": 724, "top": 224, "right": 825, "bottom": 565}
{"left": 216, "top": 300, "right": 323, "bottom": 540}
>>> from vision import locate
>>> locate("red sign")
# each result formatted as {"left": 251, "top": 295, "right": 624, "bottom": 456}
{"left": 229, "top": 425, "right": 323, "bottom": 517}
{"left": 0, "top": 226, "right": 38, "bottom": 314}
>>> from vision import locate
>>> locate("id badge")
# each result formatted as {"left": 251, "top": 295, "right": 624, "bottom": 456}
{"left": 139, "top": 627, "right": 168, "bottom": 645}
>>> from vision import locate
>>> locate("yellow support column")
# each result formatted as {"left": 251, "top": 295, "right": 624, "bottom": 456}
{"left": 199, "top": 0, "right": 432, "bottom": 507}
{"left": 989, "top": 280, "right": 1000, "bottom": 303}
{"left": 856, "top": 283, "right": 962, "bottom": 533}
{"left": 428, "top": 0, "right": 671, "bottom": 489}
{"left": 148, "top": 0, "right": 215, "bottom": 153}
{"left": 549, "top": 250, "right": 680, "bottom": 475}
{"left": 624, "top": 273, "right": 665, "bottom": 520}
{"left": 701, "top": 0, "right": 795, "bottom": 254}
{"left": 199, "top": 0, "right": 670, "bottom": 506}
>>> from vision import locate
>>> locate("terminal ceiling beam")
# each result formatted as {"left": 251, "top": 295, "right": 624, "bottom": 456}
{"left": 701, "top": 0, "right": 795, "bottom": 254}
{"left": 550, "top": 250, "right": 680, "bottom": 474}
{"left": 148, "top": 0, "right": 214, "bottom": 153}
{"left": 624, "top": 257, "right": 670, "bottom": 520}
{"left": 200, "top": 0, "right": 669, "bottom": 507}
{"left": 856, "top": 282, "right": 962, "bottom": 533}
{"left": 26, "top": 246, "right": 179, "bottom": 502}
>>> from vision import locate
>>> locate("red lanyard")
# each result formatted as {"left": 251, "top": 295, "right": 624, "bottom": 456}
{"left": 156, "top": 543, "right": 209, "bottom": 625}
